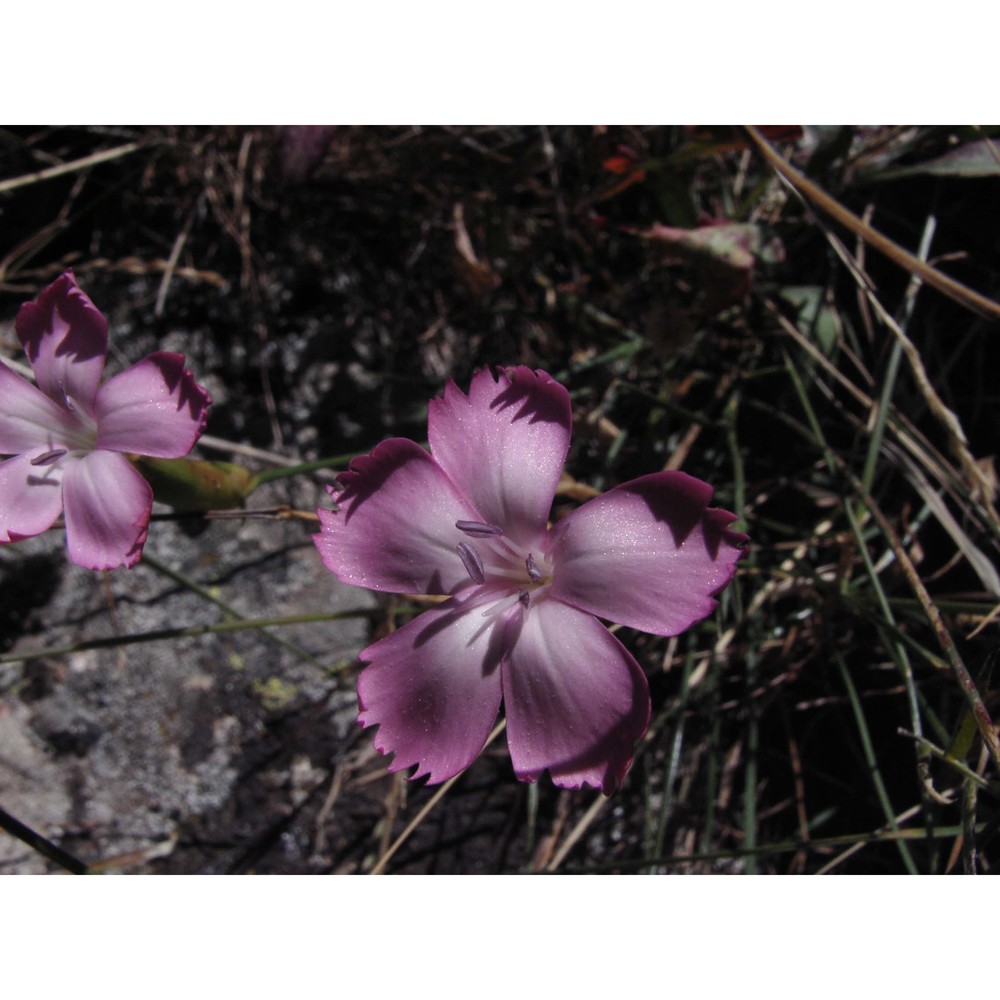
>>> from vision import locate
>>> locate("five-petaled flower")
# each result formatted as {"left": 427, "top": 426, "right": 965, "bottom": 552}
{"left": 315, "top": 366, "right": 746, "bottom": 793}
{"left": 0, "top": 272, "right": 212, "bottom": 570}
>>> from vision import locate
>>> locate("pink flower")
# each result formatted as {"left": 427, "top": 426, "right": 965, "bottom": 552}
{"left": 315, "top": 367, "right": 746, "bottom": 793}
{"left": 0, "top": 272, "right": 211, "bottom": 570}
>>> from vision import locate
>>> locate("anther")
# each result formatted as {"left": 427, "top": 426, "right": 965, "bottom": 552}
{"left": 456, "top": 520, "right": 504, "bottom": 537}
{"left": 457, "top": 541, "right": 486, "bottom": 585}
{"left": 525, "top": 553, "right": 542, "bottom": 582}
{"left": 518, "top": 590, "right": 531, "bottom": 607}
{"left": 30, "top": 448, "right": 67, "bottom": 467}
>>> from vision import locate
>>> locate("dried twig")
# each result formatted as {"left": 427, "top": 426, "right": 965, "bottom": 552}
{"left": 0, "top": 141, "right": 144, "bottom": 195}
{"left": 368, "top": 721, "right": 507, "bottom": 875}
{"left": 744, "top": 125, "right": 1000, "bottom": 322}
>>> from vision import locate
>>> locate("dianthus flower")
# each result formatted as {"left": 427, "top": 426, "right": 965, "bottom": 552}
{"left": 0, "top": 272, "right": 211, "bottom": 569}
{"left": 315, "top": 367, "right": 745, "bottom": 793}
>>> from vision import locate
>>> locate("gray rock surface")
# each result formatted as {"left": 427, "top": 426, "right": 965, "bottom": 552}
{"left": 0, "top": 477, "right": 375, "bottom": 873}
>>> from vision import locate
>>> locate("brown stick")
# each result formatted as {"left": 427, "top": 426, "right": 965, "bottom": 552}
{"left": 0, "top": 142, "right": 144, "bottom": 195}
{"left": 744, "top": 126, "right": 1000, "bottom": 324}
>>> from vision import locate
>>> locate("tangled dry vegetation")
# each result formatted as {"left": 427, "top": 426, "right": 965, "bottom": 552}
{"left": 1, "top": 125, "right": 999, "bottom": 873}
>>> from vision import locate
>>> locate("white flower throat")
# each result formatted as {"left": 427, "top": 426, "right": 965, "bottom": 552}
{"left": 454, "top": 519, "right": 553, "bottom": 606}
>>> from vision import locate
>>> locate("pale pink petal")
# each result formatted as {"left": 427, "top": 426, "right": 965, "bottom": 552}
{"left": 502, "top": 597, "right": 650, "bottom": 794}
{"left": 15, "top": 272, "right": 107, "bottom": 417}
{"left": 61, "top": 450, "right": 152, "bottom": 569}
{"left": 549, "top": 471, "right": 747, "bottom": 636}
{"left": 0, "top": 361, "right": 86, "bottom": 454}
{"left": 95, "top": 352, "right": 212, "bottom": 457}
{"left": 0, "top": 449, "right": 66, "bottom": 544}
{"left": 315, "top": 438, "right": 484, "bottom": 595}
{"left": 428, "top": 367, "right": 571, "bottom": 546}
{"left": 357, "top": 591, "right": 506, "bottom": 784}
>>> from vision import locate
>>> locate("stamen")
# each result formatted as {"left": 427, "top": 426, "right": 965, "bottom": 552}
{"left": 525, "top": 553, "right": 542, "bottom": 582}
{"left": 493, "top": 533, "right": 534, "bottom": 562}
{"left": 31, "top": 448, "right": 68, "bottom": 467}
{"left": 456, "top": 520, "right": 504, "bottom": 537}
{"left": 480, "top": 590, "right": 524, "bottom": 619}
{"left": 457, "top": 541, "right": 486, "bottom": 585}
{"left": 518, "top": 590, "right": 530, "bottom": 608}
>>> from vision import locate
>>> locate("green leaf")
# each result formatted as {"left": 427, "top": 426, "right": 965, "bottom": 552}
{"left": 780, "top": 285, "right": 840, "bottom": 355}
{"left": 877, "top": 139, "right": 1000, "bottom": 180}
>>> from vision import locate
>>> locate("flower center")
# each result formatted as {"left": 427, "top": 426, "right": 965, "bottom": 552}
{"left": 63, "top": 408, "right": 98, "bottom": 452}
{"left": 25, "top": 404, "right": 97, "bottom": 470}
{"left": 40, "top": 401, "right": 99, "bottom": 458}
{"left": 453, "top": 519, "right": 552, "bottom": 598}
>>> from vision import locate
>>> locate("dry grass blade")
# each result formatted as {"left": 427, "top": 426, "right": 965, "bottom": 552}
{"left": 764, "top": 296, "right": 957, "bottom": 499}
{"left": 369, "top": 721, "right": 507, "bottom": 875}
{"left": 887, "top": 443, "right": 1000, "bottom": 596}
{"left": 854, "top": 481, "right": 1000, "bottom": 771}
{"left": 545, "top": 793, "right": 608, "bottom": 870}
{"left": 744, "top": 126, "right": 1000, "bottom": 323}
{"left": 815, "top": 803, "right": 931, "bottom": 875}
{"left": 792, "top": 191, "right": 1000, "bottom": 529}
{"left": 0, "top": 141, "right": 144, "bottom": 195}
{"left": 858, "top": 282, "right": 999, "bottom": 528}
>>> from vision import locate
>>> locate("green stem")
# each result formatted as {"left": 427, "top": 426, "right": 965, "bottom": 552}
{"left": 861, "top": 214, "right": 936, "bottom": 494}
{"left": 651, "top": 641, "right": 696, "bottom": 865}
{"left": 0, "top": 610, "right": 376, "bottom": 666}
{"left": 564, "top": 823, "right": 980, "bottom": 874}
{"left": 783, "top": 347, "right": 926, "bottom": 753}
{"left": 897, "top": 729, "right": 996, "bottom": 792}
{"left": 248, "top": 452, "right": 364, "bottom": 489}
{"left": 834, "top": 649, "right": 919, "bottom": 873}
{"left": 142, "top": 552, "right": 327, "bottom": 670}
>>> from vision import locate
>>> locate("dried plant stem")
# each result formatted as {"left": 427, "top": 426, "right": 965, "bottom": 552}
{"left": 814, "top": 803, "right": 932, "bottom": 875}
{"left": 744, "top": 126, "right": 1000, "bottom": 323}
{"left": 369, "top": 721, "right": 507, "bottom": 875}
{"left": 197, "top": 434, "right": 304, "bottom": 466}
{"left": 859, "top": 214, "right": 935, "bottom": 494}
{"left": 0, "top": 804, "right": 88, "bottom": 874}
{"left": 546, "top": 793, "right": 607, "bottom": 871}
{"left": 764, "top": 298, "right": 967, "bottom": 524}
{"left": 155, "top": 200, "right": 200, "bottom": 317}
{"left": 834, "top": 650, "right": 919, "bottom": 873}
{"left": 0, "top": 141, "right": 144, "bottom": 195}
{"left": 852, "top": 479, "right": 1000, "bottom": 772}
{"left": 838, "top": 243, "right": 1000, "bottom": 528}
{"left": 896, "top": 729, "right": 994, "bottom": 790}
{"left": 786, "top": 345, "right": 1000, "bottom": 770}
{"left": 142, "top": 551, "right": 327, "bottom": 669}
{"left": 568, "top": 818, "right": 972, "bottom": 873}
{"left": 0, "top": 609, "right": 374, "bottom": 666}
{"left": 771, "top": 164, "right": 999, "bottom": 531}
{"left": 962, "top": 778, "right": 979, "bottom": 874}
